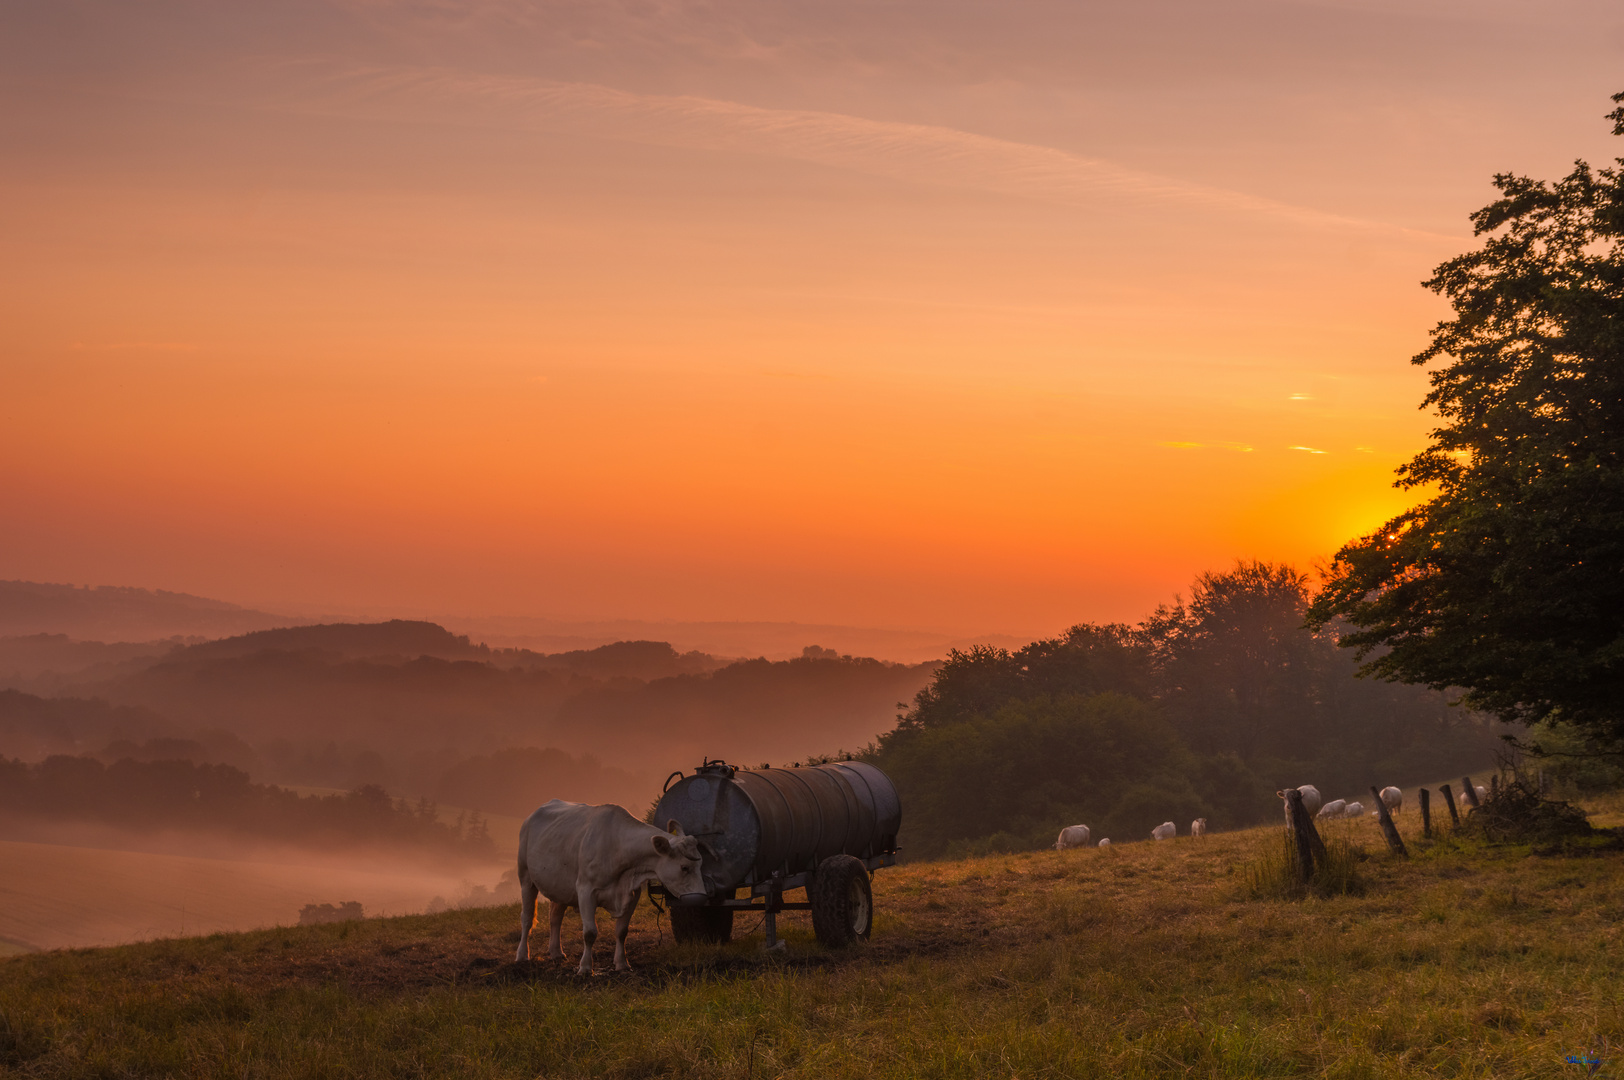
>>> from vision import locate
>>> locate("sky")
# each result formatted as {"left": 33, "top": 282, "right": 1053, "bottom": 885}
{"left": 2, "top": 0, "right": 1621, "bottom": 639}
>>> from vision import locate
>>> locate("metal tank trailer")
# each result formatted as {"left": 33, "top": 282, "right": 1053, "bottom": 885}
{"left": 647, "top": 759, "right": 902, "bottom": 948}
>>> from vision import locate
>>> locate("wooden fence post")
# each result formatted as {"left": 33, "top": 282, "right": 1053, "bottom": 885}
{"left": 1419, "top": 788, "right": 1432, "bottom": 838}
{"left": 1440, "top": 783, "right": 1460, "bottom": 827}
{"left": 1371, "top": 786, "right": 1408, "bottom": 856}
{"left": 1299, "top": 798, "right": 1327, "bottom": 865}
{"left": 1284, "top": 789, "right": 1315, "bottom": 882}
{"left": 1462, "top": 776, "right": 1481, "bottom": 809}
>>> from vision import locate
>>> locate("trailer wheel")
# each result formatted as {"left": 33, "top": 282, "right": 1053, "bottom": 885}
{"left": 811, "top": 855, "right": 872, "bottom": 947}
{"left": 670, "top": 905, "right": 734, "bottom": 944}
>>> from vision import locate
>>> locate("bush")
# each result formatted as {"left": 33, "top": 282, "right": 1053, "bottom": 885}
{"left": 1465, "top": 777, "right": 1595, "bottom": 843}
{"left": 1237, "top": 832, "right": 1365, "bottom": 901}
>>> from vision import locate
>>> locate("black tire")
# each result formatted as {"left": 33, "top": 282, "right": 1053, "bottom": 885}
{"left": 810, "top": 855, "right": 873, "bottom": 948}
{"left": 670, "top": 904, "right": 734, "bottom": 944}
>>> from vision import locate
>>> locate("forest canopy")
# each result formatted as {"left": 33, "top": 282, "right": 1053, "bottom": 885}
{"left": 0, "top": 754, "right": 496, "bottom": 860}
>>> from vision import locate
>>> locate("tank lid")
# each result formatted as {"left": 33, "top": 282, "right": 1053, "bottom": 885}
{"left": 694, "top": 759, "right": 737, "bottom": 779}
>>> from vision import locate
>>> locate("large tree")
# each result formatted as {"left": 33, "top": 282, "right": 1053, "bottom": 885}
{"left": 1307, "top": 94, "right": 1624, "bottom": 740}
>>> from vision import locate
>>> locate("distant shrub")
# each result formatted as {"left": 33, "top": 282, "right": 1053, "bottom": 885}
{"left": 298, "top": 902, "right": 363, "bottom": 926}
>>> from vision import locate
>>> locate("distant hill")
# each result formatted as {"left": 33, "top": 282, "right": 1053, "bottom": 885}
{"left": 168, "top": 622, "right": 724, "bottom": 678}
{"left": 0, "top": 580, "right": 299, "bottom": 642}
{"left": 440, "top": 614, "right": 1032, "bottom": 664}
{"left": 0, "top": 634, "right": 176, "bottom": 682}
{"left": 179, "top": 620, "right": 487, "bottom": 662}
{"left": 11, "top": 637, "right": 934, "bottom": 792}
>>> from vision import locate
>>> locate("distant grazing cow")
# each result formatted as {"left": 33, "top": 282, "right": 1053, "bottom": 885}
{"left": 515, "top": 800, "right": 708, "bottom": 974}
{"left": 1191, "top": 818, "right": 1208, "bottom": 837}
{"left": 1296, "top": 785, "right": 1323, "bottom": 815}
{"left": 1475, "top": 784, "right": 1488, "bottom": 803}
{"left": 1151, "top": 821, "right": 1176, "bottom": 840}
{"left": 1343, "top": 801, "right": 1365, "bottom": 818}
{"left": 1379, "top": 786, "right": 1402, "bottom": 813}
{"left": 1098, "top": 838, "right": 1111, "bottom": 847}
{"left": 1317, "top": 799, "right": 1346, "bottom": 819}
{"left": 1055, "top": 824, "right": 1092, "bottom": 850}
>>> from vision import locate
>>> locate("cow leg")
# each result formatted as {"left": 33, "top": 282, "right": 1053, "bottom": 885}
{"left": 612, "top": 888, "right": 640, "bottom": 971}
{"left": 515, "top": 880, "right": 539, "bottom": 962}
{"left": 547, "top": 898, "right": 567, "bottom": 960}
{"left": 576, "top": 889, "right": 598, "bottom": 975}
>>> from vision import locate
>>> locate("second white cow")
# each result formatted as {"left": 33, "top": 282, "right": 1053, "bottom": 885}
{"left": 1191, "top": 817, "right": 1208, "bottom": 837}
{"left": 515, "top": 800, "right": 709, "bottom": 974}
{"left": 1379, "top": 786, "right": 1403, "bottom": 813}
{"left": 1055, "top": 824, "right": 1092, "bottom": 850}
{"left": 1151, "top": 821, "right": 1177, "bottom": 840}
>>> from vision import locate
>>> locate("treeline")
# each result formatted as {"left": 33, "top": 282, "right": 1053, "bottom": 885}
{"left": 0, "top": 634, "right": 935, "bottom": 804}
{"left": 0, "top": 755, "right": 497, "bottom": 858}
{"left": 867, "top": 561, "right": 1505, "bottom": 859}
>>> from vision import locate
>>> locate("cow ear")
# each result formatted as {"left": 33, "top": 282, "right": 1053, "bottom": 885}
{"left": 666, "top": 820, "right": 686, "bottom": 837}
{"left": 652, "top": 834, "right": 672, "bottom": 856}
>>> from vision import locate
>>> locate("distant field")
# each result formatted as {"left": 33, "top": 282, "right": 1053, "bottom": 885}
{"left": 0, "top": 839, "right": 506, "bottom": 951}
{"left": 3, "top": 788, "right": 1623, "bottom": 1078}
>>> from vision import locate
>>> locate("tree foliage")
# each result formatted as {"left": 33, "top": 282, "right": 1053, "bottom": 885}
{"left": 897, "top": 623, "right": 1150, "bottom": 732}
{"left": 1307, "top": 95, "right": 1624, "bottom": 738}
{"left": 873, "top": 561, "right": 1500, "bottom": 857}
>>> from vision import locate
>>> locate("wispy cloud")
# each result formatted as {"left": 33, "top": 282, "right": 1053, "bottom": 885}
{"left": 1158, "top": 441, "right": 1254, "bottom": 452}
{"left": 277, "top": 64, "right": 1454, "bottom": 239}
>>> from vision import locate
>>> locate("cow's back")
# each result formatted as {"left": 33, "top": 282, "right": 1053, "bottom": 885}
{"left": 520, "top": 800, "right": 652, "bottom": 904}
{"left": 519, "top": 800, "right": 597, "bottom": 903}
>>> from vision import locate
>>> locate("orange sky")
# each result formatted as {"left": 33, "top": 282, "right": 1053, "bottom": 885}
{"left": 2, "top": 1, "right": 1621, "bottom": 638}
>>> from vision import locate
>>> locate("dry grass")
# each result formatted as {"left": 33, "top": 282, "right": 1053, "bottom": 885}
{"left": 3, "top": 792, "right": 1624, "bottom": 1078}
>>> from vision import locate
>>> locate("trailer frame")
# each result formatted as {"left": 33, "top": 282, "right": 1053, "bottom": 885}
{"left": 649, "top": 852, "right": 897, "bottom": 947}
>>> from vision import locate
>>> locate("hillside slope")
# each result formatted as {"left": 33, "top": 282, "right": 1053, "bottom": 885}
{"left": 3, "top": 796, "right": 1622, "bottom": 1078}
{"left": 0, "top": 581, "right": 298, "bottom": 642}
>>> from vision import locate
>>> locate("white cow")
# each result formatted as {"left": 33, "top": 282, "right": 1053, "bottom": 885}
{"left": 1054, "top": 824, "right": 1092, "bottom": 850}
{"left": 1379, "top": 786, "right": 1402, "bottom": 813}
{"left": 1296, "top": 785, "right": 1323, "bottom": 815}
{"left": 515, "top": 800, "right": 708, "bottom": 974}
{"left": 1098, "top": 838, "right": 1111, "bottom": 848}
{"left": 1191, "top": 817, "right": 1208, "bottom": 837}
{"left": 1475, "top": 784, "right": 1487, "bottom": 803}
{"left": 1317, "top": 799, "right": 1346, "bottom": 819}
{"left": 1151, "top": 821, "right": 1177, "bottom": 840}
{"left": 1343, "top": 801, "right": 1365, "bottom": 818}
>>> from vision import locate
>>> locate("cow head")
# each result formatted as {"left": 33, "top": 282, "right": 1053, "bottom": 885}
{"left": 652, "top": 820, "right": 708, "bottom": 905}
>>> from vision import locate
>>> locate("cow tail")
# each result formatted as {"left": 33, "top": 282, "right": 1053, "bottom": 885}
{"left": 515, "top": 817, "right": 528, "bottom": 882}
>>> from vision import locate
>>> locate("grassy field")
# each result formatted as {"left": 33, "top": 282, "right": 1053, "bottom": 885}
{"left": 3, "top": 791, "right": 1623, "bottom": 1079}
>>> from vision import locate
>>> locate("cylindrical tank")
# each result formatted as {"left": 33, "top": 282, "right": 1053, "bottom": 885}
{"left": 653, "top": 761, "right": 901, "bottom": 893}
